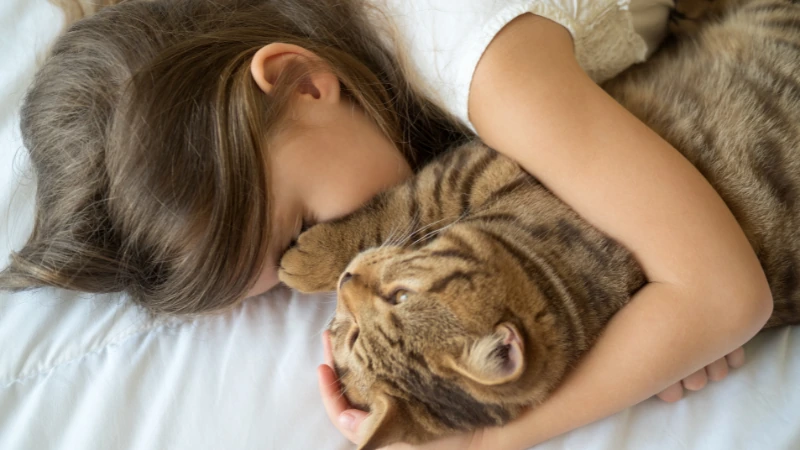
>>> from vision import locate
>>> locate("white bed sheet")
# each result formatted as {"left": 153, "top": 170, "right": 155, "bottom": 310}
{"left": 1, "top": 1, "right": 798, "bottom": 449}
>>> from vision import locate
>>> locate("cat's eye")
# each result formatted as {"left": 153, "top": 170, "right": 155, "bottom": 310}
{"left": 387, "top": 288, "right": 410, "bottom": 305}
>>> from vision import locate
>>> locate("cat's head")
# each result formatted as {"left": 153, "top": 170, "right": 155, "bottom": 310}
{"left": 328, "top": 230, "right": 570, "bottom": 449}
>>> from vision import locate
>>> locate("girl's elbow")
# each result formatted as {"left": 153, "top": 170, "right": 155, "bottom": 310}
{"left": 689, "top": 267, "right": 773, "bottom": 338}
{"left": 747, "top": 285, "right": 774, "bottom": 330}
{"left": 724, "top": 277, "right": 774, "bottom": 338}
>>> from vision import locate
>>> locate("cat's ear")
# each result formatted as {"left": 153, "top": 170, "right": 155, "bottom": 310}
{"left": 358, "top": 394, "right": 406, "bottom": 450}
{"left": 446, "top": 323, "right": 525, "bottom": 386}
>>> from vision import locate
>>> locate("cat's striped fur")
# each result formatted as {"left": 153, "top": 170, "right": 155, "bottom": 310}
{"left": 279, "top": 1, "right": 800, "bottom": 448}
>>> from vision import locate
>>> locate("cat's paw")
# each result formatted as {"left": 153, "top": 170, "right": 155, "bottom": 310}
{"left": 278, "top": 223, "right": 352, "bottom": 293}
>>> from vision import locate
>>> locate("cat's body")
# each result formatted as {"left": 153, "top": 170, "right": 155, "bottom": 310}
{"left": 279, "top": 1, "right": 800, "bottom": 448}
{"left": 605, "top": 0, "right": 800, "bottom": 327}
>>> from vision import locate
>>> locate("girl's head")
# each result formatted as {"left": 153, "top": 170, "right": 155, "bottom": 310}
{"left": 0, "top": 0, "right": 470, "bottom": 316}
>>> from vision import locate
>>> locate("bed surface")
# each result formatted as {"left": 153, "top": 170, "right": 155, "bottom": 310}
{"left": 1, "top": 1, "right": 799, "bottom": 449}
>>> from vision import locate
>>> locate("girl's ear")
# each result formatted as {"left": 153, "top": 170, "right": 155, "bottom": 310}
{"left": 249, "top": 43, "right": 340, "bottom": 103}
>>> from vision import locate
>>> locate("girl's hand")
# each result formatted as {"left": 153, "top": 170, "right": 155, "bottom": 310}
{"left": 318, "top": 331, "right": 486, "bottom": 450}
{"left": 656, "top": 346, "right": 746, "bottom": 402}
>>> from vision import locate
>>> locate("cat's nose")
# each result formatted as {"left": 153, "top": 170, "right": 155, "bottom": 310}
{"left": 339, "top": 272, "right": 354, "bottom": 290}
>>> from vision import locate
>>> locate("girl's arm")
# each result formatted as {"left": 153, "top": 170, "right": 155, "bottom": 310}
{"left": 317, "top": 13, "right": 771, "bottom": 450}
{"left": 467, "top": 13, "right": 773, "bottom": 449}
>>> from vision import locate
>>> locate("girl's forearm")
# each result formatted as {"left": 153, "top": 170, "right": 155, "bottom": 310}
{"left": 483, "top": 282, "right": 769, "bottom": 450}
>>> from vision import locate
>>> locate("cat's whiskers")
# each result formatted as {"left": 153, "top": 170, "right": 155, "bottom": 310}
{"left": 390, "top": 213, "right": 419, "bottom": 248}
{"left": 311, "top": 294, "right": 339, "bottom": 338}
{"left": 322, "top": 369, "right": 351, "bottom": 399}
{"left": 379, "top": 220, "right": 405, "bottom": 249}
{"left": 334, "top": 381, "right": 353, "bottom": 403}
{"left": 408, "top": 210, "right": 469, "bottom": 248}
{"left": 389, "top": 208, "right": 424, "bottom": 247}
{"left": 394, "top": 213, "right": 456, "bottom": 249}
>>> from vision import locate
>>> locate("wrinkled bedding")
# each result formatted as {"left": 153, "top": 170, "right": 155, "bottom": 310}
{"left": 1, "top": 1, "right": 798, "bottom": 449}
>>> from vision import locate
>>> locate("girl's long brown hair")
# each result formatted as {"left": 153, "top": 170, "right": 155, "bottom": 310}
{"left": 0, "top": 0, "right": 471, "bottom": 316}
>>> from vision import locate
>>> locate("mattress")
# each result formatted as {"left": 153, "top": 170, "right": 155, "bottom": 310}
{"left": 1, "top": 1, "right": 798, "bottom": 449}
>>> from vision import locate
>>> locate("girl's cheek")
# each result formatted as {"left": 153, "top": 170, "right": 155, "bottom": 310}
{"left": 311, "top": 177, "right": 388, "bottom": 222}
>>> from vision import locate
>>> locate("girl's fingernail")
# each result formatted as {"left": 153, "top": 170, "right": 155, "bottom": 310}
{"left": 338, "top": 413, "right": 355, "bottom": 431}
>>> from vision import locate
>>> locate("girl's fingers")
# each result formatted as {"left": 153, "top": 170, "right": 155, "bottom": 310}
{"left": 657, "top": 347, "right": 746, "bottom": 403}
{"left": 726, "top": 346, "right": 746, "bottom": 369}
{"left": 319, "top": 333, "right": 369, "bottom": 444}
{"left": 705, "top": 356, "right": 729, "bottom": 382}
{"left": 317, "top": 364, "right": 367, "bottom": 444}
{"left": 323, "top": 330, "right": 335, "bottom": 368}
{"left": 317, "top": 364, "right": 349, "bottom": 418}
{"left": 656, "top": 381, "right": 684, "bottom": 403}
{"left": 682, "top": 367, "right": 708, "bottom": 391}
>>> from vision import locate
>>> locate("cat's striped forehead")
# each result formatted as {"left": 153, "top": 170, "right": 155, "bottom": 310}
{"left": 365, "top": 231, "right": 491, "bottom": 294}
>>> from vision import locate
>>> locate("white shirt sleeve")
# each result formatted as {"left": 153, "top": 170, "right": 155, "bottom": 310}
{"left": 370, "top": 0, "right": 671, "bottom": 129}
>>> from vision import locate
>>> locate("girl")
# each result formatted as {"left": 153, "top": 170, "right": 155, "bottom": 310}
{"left": 0, "top": 0, "right": 769, "bottom": 448}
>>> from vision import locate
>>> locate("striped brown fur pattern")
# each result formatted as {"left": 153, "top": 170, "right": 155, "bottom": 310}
{"left": 279, "top": 1, "right": 800, "bottom": 448}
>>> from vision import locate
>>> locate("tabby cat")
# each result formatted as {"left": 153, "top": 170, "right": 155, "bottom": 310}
{"left": 279, "top": 0, "right": 800, "bottom": 448}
